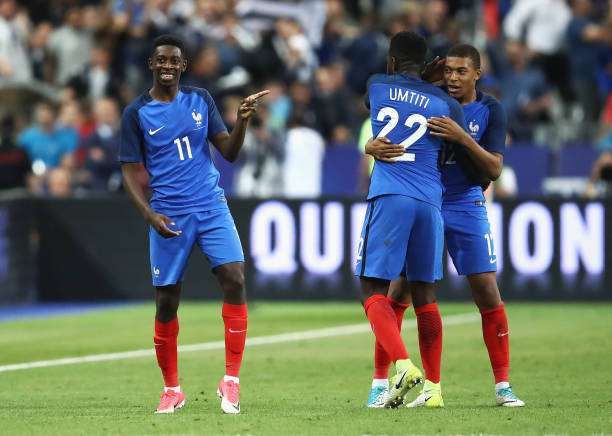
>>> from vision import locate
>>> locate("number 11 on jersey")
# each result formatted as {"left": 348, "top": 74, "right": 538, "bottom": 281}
{"left": 174, "top": 136, "right": 193, "bottom": 161}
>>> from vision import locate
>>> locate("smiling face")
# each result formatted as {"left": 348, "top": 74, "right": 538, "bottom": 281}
{"left": 444, "top": 56, "right": 480, "bottom": 102}
{"left": 149, "top": 45, "right": 187, "bottom": 87}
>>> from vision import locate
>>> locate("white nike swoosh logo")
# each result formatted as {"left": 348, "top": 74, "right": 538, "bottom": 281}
{"left": 228, "top": 329, "right": 246, "bottom": 333}
{"left": 148, "top": 126, "right": 165, "bottom": 135}
{"left": 497, "top": 332, "right": 509, "bottom": 337}
{"left": 490, "top": 257, "right": 497, "bottom": 264}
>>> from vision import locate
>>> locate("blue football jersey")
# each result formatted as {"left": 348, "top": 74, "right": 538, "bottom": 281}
{"left": 119, "top": 86, "right": 228, "bottom": 215}
{"left": 366, "top": 74, "right": 466, "bottom": 209}
{"left": 442, "top": 92, "right": 507, "bottom": 209}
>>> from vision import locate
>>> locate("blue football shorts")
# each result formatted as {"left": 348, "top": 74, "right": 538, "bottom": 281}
{"left": 355, "top": 194, "right": 444, "bottom": 283}
{"left": 442, "top": 204, "right": 497, "bottom": 276}
{"left": 149, "top": 207, "right": 244, "bottom": 286}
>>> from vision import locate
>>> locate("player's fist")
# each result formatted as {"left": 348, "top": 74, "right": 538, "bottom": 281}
{"left": 147, "top": 212, "right": 182, "bottom": 238}
{"left": 365, "top": 137, "right": 405, "bottom": 162}
{"left": 238, "top": 89, "right": 270, "bottom": 120}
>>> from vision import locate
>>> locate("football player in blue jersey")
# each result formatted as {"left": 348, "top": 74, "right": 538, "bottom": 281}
{"left": 366, "top": 44, "right": 524, "bottom": 408}
{"left": 355, "top": 31, "right": 467, "bottom": 409}
{"left": 119, "top": 35, "right": 268, "bottom": 415}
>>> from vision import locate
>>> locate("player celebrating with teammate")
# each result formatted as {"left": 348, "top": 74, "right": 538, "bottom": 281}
{"left": 355, "top": 31, "right": 467, "bottom": 409}
{"left": 366, "top": 44, "right": 524, "bottom": 408}
{"left": 119, "top": 35, "right": 268, "bottom": 415}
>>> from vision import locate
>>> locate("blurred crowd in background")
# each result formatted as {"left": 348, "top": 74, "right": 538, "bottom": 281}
{"left": 0, "top": 0, "right": 611, "bottom": 199}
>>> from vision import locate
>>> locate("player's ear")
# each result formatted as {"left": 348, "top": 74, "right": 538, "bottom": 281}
{"left": 148, "top": 57, "right": 153, "bottom": 71}
{"left": 181, "top": 58, "right": 187, "bottom": 72}
{"left": 474, "top": 68, "right": 482, "bottom": 81}
{"left": 386, "top": 56, "right": 395, "bottom": 74}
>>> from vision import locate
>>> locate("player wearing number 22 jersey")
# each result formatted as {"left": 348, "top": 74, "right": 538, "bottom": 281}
{"left": 119, "top": 35, "right": 270, "bottom": 415}
{"left": 355, "top": 31, "right": 467, "bottom": 409}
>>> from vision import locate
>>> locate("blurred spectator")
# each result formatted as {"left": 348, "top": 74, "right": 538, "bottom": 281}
{"left": 0, "top": 115, "right": 30, "bottom": 190}
{"left": 183, "top": 45, "right": 250, "bottom": 99}
{"left": 229, "top": 96, "right": 283, "bottom": 197}
{"left": 29, "top": 22, "right": 53, "bottom": 83}
{"left": 503, "top": 0, "right": 572, "bottom": 101}
{"left": 567, "top": 0, "right": 611, "bottom": 122}
{"left": 0, "top": 0, "right": 32, "bottom": 84}
{"left": 17, "top": 101, "right": 77, "bottom": 170}
{"left": 67, "top": 44, "right": 119, "bottom": 100}
{"left": 46, "top": 166, "right": 72, "bottom": 197}
{"left": 343, "top": 15, "right": 387, "bottom": 94}
{"left": 499, "top": 41, "right": 553, "bottom": 141}
{"left": 76, "top": 98, "right": 121, "bottom": 192}
{"left": 58, "top": 99, "right": 92, "bottom": 141}
{"left": 313, "top": 62, "right": 353, "bottom": 141}
{"left": 288, "top": 80, "right": 318, "bottom": 129}
{"left": 282, "top": 109, "right": 324, "bottom": 198}
{"left": 273, "top": 17, "right": 318, "bottom": 82}
{"left": 47, "top": 6, "right": 93, "bottom": 85}
{"left": 262, "top": 80, "right": 290, "bottom": 130}
{"left": 418, "top": 0, "right": 454, "bottom": 57}
{"left": 236, "top": 0, "right": 326, "bottom": 47}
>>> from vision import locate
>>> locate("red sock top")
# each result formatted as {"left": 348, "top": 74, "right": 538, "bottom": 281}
{"left": 364, "top": 294, "right": 387, "bottom": 313}
{"left": 414, "top": 302, "right": 439, "bottom": 315}
{"left": 479, "top": 302, "right": 505, "bottom": 315}
{"left": 155, "top": 317, "right": 179, "bottom": 336}
{"left": 387, "top": 296, "right": 410, "bottom": 310}
{"left": 222, "top": 302, "right": 248, "bottom": 318}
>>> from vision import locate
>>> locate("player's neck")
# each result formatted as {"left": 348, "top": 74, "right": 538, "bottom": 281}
{"left": 150, "top": 84, "right": 180, "bottom": 103}
{"left": 395, "top": 69, "right": 421, "bottom": 80}
{"left": 459, "top": 88, "right": 478, "bottom": 105}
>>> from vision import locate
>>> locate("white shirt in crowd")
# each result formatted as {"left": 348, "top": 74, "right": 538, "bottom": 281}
{"left": 283, "top": 126, "right": 324, "bottom": 198}
{"left": 0, "top": 15, "right": 32, "bottom": 83}
{"left": 503, "top": 0, "right": 571, "bottom": 55}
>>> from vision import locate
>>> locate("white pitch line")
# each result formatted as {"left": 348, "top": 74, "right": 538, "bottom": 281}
{"left": 0, "top": 312, "right": 479, "bottom": 373}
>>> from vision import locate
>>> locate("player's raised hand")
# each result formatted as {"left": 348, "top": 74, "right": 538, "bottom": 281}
{"left": 238, "top": 90, "right": 271, "bottom": 120}
{"left": 427, "top": 116, "right": 470, "bottom": 144}
{"left": 147, "top": 212, "right": 182, "bottom": 238}
{"left": 365, "top": 137, "right": 405, "bottom": 162}
{"left": 422, "top": 56, "right": 446, "bottom": 84}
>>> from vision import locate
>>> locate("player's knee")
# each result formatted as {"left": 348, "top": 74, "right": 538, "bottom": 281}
{"left": 217, "top": 266, "right": 246, "bottom": 303}
{"left": 155, "top": 286, "right": 181, "bottom": 321}
{"left": 470, "top": 276, "right": 502, "bottom": 309}
{"left": 222, "top": 269, "right": 245, "bottom": 291}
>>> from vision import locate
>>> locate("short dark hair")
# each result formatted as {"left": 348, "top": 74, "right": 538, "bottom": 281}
{"left": 447, "top": 44, "right": 481, "bottom": 69}
{"left": 151, "top": 34, "right": 186, "bottom": 56}
{"left": 389, "top": 31, "right": 428, "bottom": 66}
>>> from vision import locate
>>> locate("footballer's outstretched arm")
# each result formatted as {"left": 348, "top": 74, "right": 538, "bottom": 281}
{"left": 427, "top": 117, "right": 503, "bottom": 180}
{"left": 121, "top": 163, "right": 180, "bottom": 238}
{"left": 211, "top": 90, "right": 270, "bottom": 162}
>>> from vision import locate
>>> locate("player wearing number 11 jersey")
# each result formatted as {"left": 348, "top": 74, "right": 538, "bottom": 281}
{"left": 119, "top": 35, "right": 269, "bottom": 415}
{"left": 355, "top": 31, "right": 466, "bottom": 408}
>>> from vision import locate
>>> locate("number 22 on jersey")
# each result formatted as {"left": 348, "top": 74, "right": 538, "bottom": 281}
{"left": 376, "top": 107, "right": 427, "bottom": 162}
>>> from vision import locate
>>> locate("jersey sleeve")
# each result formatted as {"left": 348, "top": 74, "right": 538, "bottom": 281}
{"left": 118, "top": 105, "right": 144, "bottom": 163}
{"left": 202, "top": 90, "right": 228, "bottom": 140}
{"left": 480, "top": 99, "right": 507, "bottom": 155}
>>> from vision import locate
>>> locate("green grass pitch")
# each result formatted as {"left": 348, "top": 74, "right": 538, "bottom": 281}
{"left": 0, "top": 302, "right": 611, "bottom": 435}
